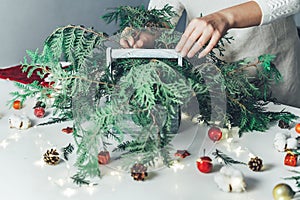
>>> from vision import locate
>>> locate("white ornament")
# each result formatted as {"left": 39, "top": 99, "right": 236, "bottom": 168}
{"left": 9, "top": 114, "right": 31, "bottom": 130}
{"left": 214, "top": 166, "right": 246, "bottom": 193}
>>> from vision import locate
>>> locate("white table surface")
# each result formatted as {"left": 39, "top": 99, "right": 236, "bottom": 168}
{"left": 1, "top": 79, "right": 300, "bottom": 200}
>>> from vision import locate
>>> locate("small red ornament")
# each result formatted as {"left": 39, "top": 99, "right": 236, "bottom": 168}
{"left": 98, "top": 150, "right": 110, "bottom": 165}
{"left": 295, "top": 123, "right": 300, "bottom": 134}
{"left": 208, "top": 127, "right": 222, "bottom": 142}
{"left": 40, "top": 81, "right": 55, "bottom": 88}
{"left": 62, "top": 127, "right": 73, "bottom": 134}
{"left": 34, "top": 107, "right": 45, "bottom": 118}
{"left": 284, "top": 152, "right": 298, "bottom": 167}
{"left": 13, "top": 100, "right": 22, "bottom": 110}
{"left": 174, "top": 150, "right": 191, "bottom": 159}
{"left": 196, "top": 156, "right": 213, "bottom": 173}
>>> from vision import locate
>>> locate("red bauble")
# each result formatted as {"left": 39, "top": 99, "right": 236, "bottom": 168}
{"left": 284, "top": 152, "right": 298, "bottom": 167}
{"left": 295, "top": 123, "right": 300, "bottom": 134}
{"left": 196, "top": 156, "right": 213, "bottom": 173}
{"left": 34, "top": 107, "right": 45, "bottom": 118}
{"left": 208, "top": 127, "right": 222, "bottom": 142}
{"left": 13, "top": 100, "right": 22, "bottom": 110}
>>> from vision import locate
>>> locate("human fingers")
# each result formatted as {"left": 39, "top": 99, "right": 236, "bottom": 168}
{"left": 133, "top": 39, "right": 144, "bottom": 48}
{"left": 120, "top": 38, "right": 130, "bottom": 48}
{"left": 120, "top": 35, "right": 135, "bottom": 48}
{"left": 187, "top": 27, "right": 214, "bottom": 58}
{"left": 133, "top": 32, "right": 155, "bottom": 48}
{"left": 198, "top": 31, "right": 221, "bottom": 58}
{"left": 175, "top": 22, "right": 196, "bottom": 53}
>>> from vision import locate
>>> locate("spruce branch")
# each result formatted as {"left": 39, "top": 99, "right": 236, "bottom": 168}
{"left": 212, "top": 149, "right": 246, "bottom": 165}
{"left": 71, "top": 173, "right": 97, "bottom": 187}
{"left": 61, "top": 143, "right": 74, "bottom": 161}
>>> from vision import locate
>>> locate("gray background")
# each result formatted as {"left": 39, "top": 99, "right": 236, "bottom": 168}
{"left": 0, "top": 0, "right": 299, "bottom": 67}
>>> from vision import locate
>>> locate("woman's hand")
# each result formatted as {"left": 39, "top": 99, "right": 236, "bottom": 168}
{"left": 120, "top": 28, "right": 156, "bottom": 48}
{"left": 175, "top": 1, "right": 262, "bottom": 58}
{"left": 175, "top": 12, "right": 231, "bottom": 58}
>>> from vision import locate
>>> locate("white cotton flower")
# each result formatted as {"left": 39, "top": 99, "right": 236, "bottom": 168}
{"left": 273, "top": 138, "right": 287, "bottom": 152}
{"left": 274, "top": 132, "right": 288, "bottom": 141}
{"left": 286, "top": 138, "right": 298, "bottom": 150}
{"left": 273, "top": 131, "right": 299, "bottom": 152}
{"left": 214, "top": 166, "right": 246, "bottom": 193}
{"left": 9, "top": 114, "right": 31, "bottom": 130}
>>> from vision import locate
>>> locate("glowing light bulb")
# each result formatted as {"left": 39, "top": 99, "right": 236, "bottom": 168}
{"left": 63, "top": 188, "right": 76, "bottom": 197}
{"left": 9, "top": 133, "right": 20, "bottom": 141}
{"left": 56, "top": 178, "right": 65, "bottom": 187}
{"left": 86, "top": 184, "right": 95, "bottom": 195}
{"left": 0, "top": 140, "right": 9, "bottom": 149}
{"left": 34, "top": 159, "right": 46, "bottom": 168}
{"left": 170, "top": 160, "right": 184, "bottom": 172}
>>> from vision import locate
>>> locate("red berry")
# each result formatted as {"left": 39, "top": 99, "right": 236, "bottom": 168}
{"left": 13, "top": 100, "right": 22, "bottom": 110}
{"left": 34, "top": 107, "right": 45, "bottom": 118}
{"left": 208, "top": 127, "right": 222, "bottom": 142}
{"left": 196, "top": 156, "right": 213, "bottom": 173}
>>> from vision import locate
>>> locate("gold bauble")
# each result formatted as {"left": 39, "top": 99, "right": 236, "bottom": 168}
{"left": 272, "top": 183, "right": 295, "bottom": 200}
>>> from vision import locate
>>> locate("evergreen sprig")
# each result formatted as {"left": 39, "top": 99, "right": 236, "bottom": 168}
{"left": 44, "top": 25, "right": 107, "bottom": 70}
{"left": 61, "top": 143, "right": 74, "bottom": 161}
{"left": 71, "top": 173, "right": 97, "bottom": 187}
{"left": 10, "top": 5, "right": 298, "bottom": 182}
{"left": 212, "top": 149, "right": 246, "bottom": 165}
{"left": 284, "top": 170, "right": 300, "bottom": 187}
{"left": 102, "top": 4, "right": 177, "bottom": 31}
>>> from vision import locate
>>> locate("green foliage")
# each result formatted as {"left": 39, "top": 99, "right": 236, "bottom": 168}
{"left": 102, "top": 4, "right": 177, "bottom": 31}
{"left": 71, "top": 173, "right": 97, "bottom": 187}
{"left": 61, "top": 143, "right": 74, "bottom": 161}
{"left": 44, "top": 25, "right": 107, "bottom": 70}
{"left": 10, "top": 5, "right": 298, "bottom": 184}
{"left": 212, "top": 149, "right": 246, "bottom": 165}
{"left": 9, "top": 81, "right": 45, "bottom": 107}
{"left": 284, "top": 170, "right": 300, "bottom": 187}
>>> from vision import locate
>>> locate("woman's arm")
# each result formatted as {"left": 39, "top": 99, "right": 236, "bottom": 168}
{"left": 176, "top": 1, "right": 263, "bottom": 58}
{"left": 176, "top": 0, "right": 300, "bottom": 58}
{"left": 254, "top": 0, "right": 300, "bottom": 24}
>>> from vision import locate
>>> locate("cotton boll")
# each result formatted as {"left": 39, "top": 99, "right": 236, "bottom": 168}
{"left": 286, "top": 138, "right": 298, "bottom": 150}
{"left": 273, "top": 138, "right": 286, "bottom": 152}
{"left": 9, "top": 114, "right": 31, "bottom": 130}
{"left": 274, "top": 132, "right": 288, "bottom": 141}
{"left": 214, "top": 173, "right": 232, "bottom": 192}
{"left": 230, "top": 176, "right": 246, "bottom": 192}
{"left": 214, "top": 166, "right": 246, "bottom": 193}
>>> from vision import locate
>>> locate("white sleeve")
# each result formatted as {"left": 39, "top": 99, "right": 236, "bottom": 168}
{"left": 148, "top": 0, "right": 185, "bottom": 25}
{"left": 253, "top": 0, "right": 300, "bottom": 25}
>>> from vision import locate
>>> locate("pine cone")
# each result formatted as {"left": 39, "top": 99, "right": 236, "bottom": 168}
{"left": 43, "top": 149, "right": 60, "bottom": 165}
{"left": 131, "top": 163, "right": 148, "bottom": 181}
{"left": 248, "top": 157, "right": 263, "bottom": 171}
{"left": 278, "top": 120, "right": 290, "bottom": 129}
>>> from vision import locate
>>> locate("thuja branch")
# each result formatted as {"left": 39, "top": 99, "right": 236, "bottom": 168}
{"left": 58, "top": 75, "right": 115, "bottom": 87}
{"left": 46, "top": 24, "right": 107, "bottom": 42}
